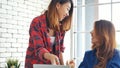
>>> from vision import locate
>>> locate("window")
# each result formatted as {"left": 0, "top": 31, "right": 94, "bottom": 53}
{"left": 72, "top": 0, "right": 120, "bottom": 67}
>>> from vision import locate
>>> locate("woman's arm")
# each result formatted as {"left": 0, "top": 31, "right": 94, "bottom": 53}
{"left": 44, "top": 53, "right": 60, "bottom": 65}
{"left": 59, "top": 52, "right": 64, "bottom": 65}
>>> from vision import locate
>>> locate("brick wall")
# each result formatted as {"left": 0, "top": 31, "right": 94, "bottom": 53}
{"left": 0, "top": 0, "right": 50, "bottom": 68}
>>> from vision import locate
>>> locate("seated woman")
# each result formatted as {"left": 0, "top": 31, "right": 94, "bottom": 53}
{"left": 78, "top": 20, "right": 120, "bottom": 68}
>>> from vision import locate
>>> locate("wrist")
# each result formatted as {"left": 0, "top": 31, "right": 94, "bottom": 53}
{"left": 44, "top": 53, "right": 51, "bottom": 60}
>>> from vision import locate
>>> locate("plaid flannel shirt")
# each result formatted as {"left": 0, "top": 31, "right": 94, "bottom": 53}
{"left": 25, "top": 13, "right": 65, "bottom": 68}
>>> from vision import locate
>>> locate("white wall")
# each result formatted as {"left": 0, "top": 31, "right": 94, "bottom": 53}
{"left": 0, "top": 0, "right": 50, "bottom": 68}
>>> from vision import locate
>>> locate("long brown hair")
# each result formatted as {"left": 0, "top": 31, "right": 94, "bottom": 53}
{"left": 47, "top": 0, "right": 73, "bottom": 31}
{"left": 92, "top": 20, "right": 116, "bottom": 68}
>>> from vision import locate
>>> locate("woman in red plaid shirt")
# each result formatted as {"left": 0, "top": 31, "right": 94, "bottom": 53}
{"left": 25, "top": 0, "right": 73, "bottom": 68}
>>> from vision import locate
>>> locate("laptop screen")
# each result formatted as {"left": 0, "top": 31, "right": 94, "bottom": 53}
{"left": 33, "top": 64, "right": 70, "bottom": 68}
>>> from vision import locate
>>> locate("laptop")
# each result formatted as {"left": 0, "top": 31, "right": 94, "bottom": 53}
{"left": 33, "top": 64, "right": 70, "bottom": 68}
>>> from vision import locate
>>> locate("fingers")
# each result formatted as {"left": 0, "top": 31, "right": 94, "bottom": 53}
{"left": 66, "top": 60, "right": 75, "bottom": 68}
{"left": 66, "top": 60, "right": 69, "bottom": 65}
{"left": 50, "top": 54, "right": 60, "bottom": 65}
{"left": 69, "top": 60, "right": 74, "bottom": 64}
{"left": 66, "top": 60, "right": 74, "bottom": 65}
{"left": 56, "top": 58, "right": 60, "bottom": 65}
{"left": 55, "top": 56, "right": 60, "bottom": 65}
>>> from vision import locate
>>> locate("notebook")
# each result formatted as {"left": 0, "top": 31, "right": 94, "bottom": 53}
{"left": 33, "top": 64, "right": 70, "bottom": 68}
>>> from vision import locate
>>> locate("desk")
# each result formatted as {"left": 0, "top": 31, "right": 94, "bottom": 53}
{"left": 33, "top": 64, "right": 70, "bottom": 68}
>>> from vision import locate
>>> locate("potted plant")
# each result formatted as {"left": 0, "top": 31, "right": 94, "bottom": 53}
{"left": 5, "top": 58, "right": 20, "bottom": 68}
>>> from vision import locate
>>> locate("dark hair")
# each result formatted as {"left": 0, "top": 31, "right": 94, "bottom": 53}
{"left": 47, "top": 0, "right": 73, "bottom": 31}
{"left": 92, "top": 20, "right": 116, "bottom": 68}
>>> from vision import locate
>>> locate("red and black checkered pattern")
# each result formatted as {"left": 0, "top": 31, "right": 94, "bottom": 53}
{"left": 25, "top": 13, "right": 65, "bottom": 68}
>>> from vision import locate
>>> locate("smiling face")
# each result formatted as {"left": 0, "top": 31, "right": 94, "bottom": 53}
{"left": 56, "top": 2, "right": 71, "bottom": 21}
{"left": 90, "top": 29, "right": 99, "bottom": 45}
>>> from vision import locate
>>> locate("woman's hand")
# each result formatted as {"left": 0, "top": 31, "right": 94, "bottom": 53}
{"left": 44, "top": 53, "right": 60, "bottom": 65}
{"left": 49, "top": 54, "right": 60, "bottom": 65}
{"left": 66, "top": 60, "right": 75, "bottom": 68}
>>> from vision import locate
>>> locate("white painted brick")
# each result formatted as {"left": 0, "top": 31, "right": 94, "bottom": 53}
{"left": 0, "top": 43, "right": 11, "bottom": 47}
{"left": 6, "top": 38, "right": 16, "bottom": 43}
{"left": 7, "top": 0, "right": 14, "bottom": 2}
{"left": 15, "top": 25, "right": 23, "bottom": 30}
{"left": 36, "top": 2, "right": 41, "bottom": 8}
{"left": 22, "top": 43, "right": 28, "bottom": 48}
{"left": 1, "top": 0, "right": 7, "bottom": 4}
{"left": 27, "top": 5, "right": 36, "bottom": 11}
{"left": 20, "top": 63, "right": 24, "bottom": 68}
{"left": 35, "top": 3, "right": 41, "bottom": 9}
{"left": 18, "top": 48, "right": 26, "bottom": 52}
{"left": 17, "top": 21, "right": 26, "bottom": 26}
{"left": 0, "top": 32, "right": 1, "bottom": 37}
{"left": 1, "top": 24, "right": 13, "bottom": 29}
{"left": 23, "top": 17, "right": 32, "bottom": 23}
{"left": 7, "top": 29, "right": 17, "bottom": 33}
{"left": 6, "top": 19, "right": 17, "bottom": 25}
{"left": 17, "top": 39, "right": 28, "bottom": 43}
{"left": 0, "top": 8, "right": 7, "bottom": 14}
{"left": 0, "top": 18, "right": 6, "bottom": 23}
{"left": 28, "top": 14, "right": 36, "bottom": 19}
{"left": 7, "top": 48, "right": 17, "bottom": 52}
{"left": 18, "top": 3, "right": 27, "bottom": 9}
{"left": 37, "top": 0, "right": 43, "bottom": 4}
{"left": 31, "top": 2, "right": 37, "bottom": 7}
{"left": 18, "top": 29, "right": 28, "bottom": 34}
{"left": 13, "top": 0, "right": 24, "bottom": 3}
{"left": 36, "top": 9, "right": 43, "bottom": 13}
{"left": 13, "top": 7, "right": 25, "bottom": 12}
{"left": 18, "top": 12, "right": 28, "bottom": 17}
{"left": 0, "top": 1, "right": 51, "bottom": 68}
{"left": 12, "top": 53, "right": 22, "bottom": 57}
{"left": 7, "top": 10, "right": 18, "bottom": 16}
{"left": 0, "top": 4, "right": 1, "bottom": 9}
{"left": 13, "top": 34, "right": 23, "bottom": 39}
{"left": 12, "top": 25, "right": 20, "bottom": 29}
{"left": 21, "top": 62, "right": 24, "bottom": 66}
{"left": 17, "top": 57, "right": 25, "bottom": 62}
{"left": 0, "top": 48, "right": 7, "bottom": 52}
{"left": 13, "top": 16, "right": 24, "bottom": 21}
{"left": 25, "top": 1, "right": 34, "bottom": 6}
{"left": 0, "top": 58, "right": 6, "bottom": 62}
{"left": 0, "top": 62, "right": 6, "bottom": 68}
{"left": 2, "top": 4, "right": 12, "bottom": 10}
{"left": 0, "top": 13, "right": 12, "bottom": 19}
{"left": 7, "top": 1, "right": 17, "bottom": 7}
{"left": 20, "top": 26, "right": 29, "bottom": 32}
{"left": 1, "top": 33, "right": 12, "bottom": 38}
{"left": 10, "top": 24, "right": 23, "bottom": 30}
{"left": 32, "top": 11, "right": 41, "bottom": 16}
{"left": 22, "top": 9, "right": 28, "bottom": 14}
{"left": 0, "top": 0, "right": 2, "bottom": 3}
{"left": 0, "top": 38, "right": 6, "bottom": 42}
{"left": 29, "top": 0, "right": 37, "bottom": 3}
{"left": 22, "top": 34, "right": 29, "bottom": 39}
{"left": 0, "top": 53, "right": 11, "bottom": 57}
{"left": 0, "top": 28, "right": 7, "bottom": 32}
{"left": 25, "top": 9, "right": 33, "bottom": 14}
{"left": 20, "top": 27, "right": 28, "bottom": 30}
{"left": 23, "top": 52, "right": 26, "bottom": 57}
{"left": 12, "top": 43, "right": 22, "bottom": 48}
{"left": 41, "top": 5, "right": 48, "bottom": 10}
{"left": 24, "top": 27, "right": 29, "bottom": 31}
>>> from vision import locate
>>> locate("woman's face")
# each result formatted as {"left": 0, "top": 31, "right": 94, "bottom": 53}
{"left": 56, "top": 2, "right": 71, "bottom": 21}
{"left": 90, "top": 29, "right": 99, "bottom": 45}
